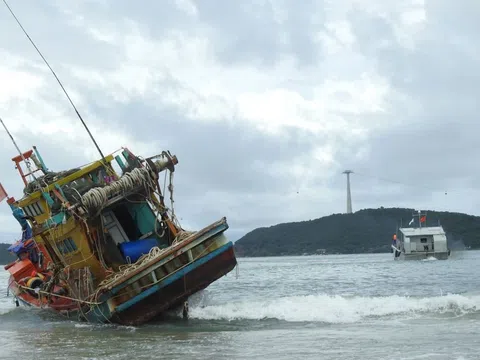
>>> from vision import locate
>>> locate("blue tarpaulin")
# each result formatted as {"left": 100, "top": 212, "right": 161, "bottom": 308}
{"left": 8, "top": 237, "right": 34, "bottom": 254}
{"left": 8, "top": 207, "right": 33, "bottom": 255}
{"left": 12, "top": 207, "right": 28, "bottom": 228}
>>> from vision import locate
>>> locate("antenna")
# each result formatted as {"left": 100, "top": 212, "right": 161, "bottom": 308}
{"left": 342, "top": 170, "right": 353, "bottom": 214}
{"left": 2, "top": 0, "right": 107, "bottom": 164}
{"left": 0, "top": 117, "right": 37, "bottom": 183}
{"left": 412, "top": 209, "right": 427, "bottom": 228}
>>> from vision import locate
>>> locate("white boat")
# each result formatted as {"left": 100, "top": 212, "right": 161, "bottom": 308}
{"left": 391, "top": 212, "right": 450, "bottom": 260}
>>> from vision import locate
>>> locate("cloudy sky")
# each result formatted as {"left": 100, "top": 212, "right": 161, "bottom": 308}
{"left": 0, "top": 0, "right": 478, "bottom": 243}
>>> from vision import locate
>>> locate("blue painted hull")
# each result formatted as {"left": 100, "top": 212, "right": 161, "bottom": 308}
{"left": 83, "top": 240, "right": 237, "bottom": 325}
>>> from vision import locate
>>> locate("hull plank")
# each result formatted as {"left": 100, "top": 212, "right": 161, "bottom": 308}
{"left": 111, "top": 242, "right": 236, "bottom": 325}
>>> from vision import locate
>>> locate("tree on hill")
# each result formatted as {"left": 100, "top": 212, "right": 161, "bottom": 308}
{"left": 234, "top": 207, "right": 480, "bottom": 257}
{"left": 0, "top": 243, "right": 15, "bottom": 265}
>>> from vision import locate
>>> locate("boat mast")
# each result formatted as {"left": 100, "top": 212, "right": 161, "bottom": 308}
{"left": 413, "top": 209, "right": 427, "bottom": 228}
{"left": 2, "top": 0, "right": 107, "bottom": 164}
{"left": 0, "top": 117, "right": 37, "bottom": 182}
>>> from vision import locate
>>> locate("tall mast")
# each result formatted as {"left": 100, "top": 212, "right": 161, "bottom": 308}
{"left": 0, "top": 117, "right": 37, "bottom": 182}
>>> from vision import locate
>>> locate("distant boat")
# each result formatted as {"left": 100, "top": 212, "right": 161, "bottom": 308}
{"left": 391, "top": 211, "right": 450, "bottom": 261}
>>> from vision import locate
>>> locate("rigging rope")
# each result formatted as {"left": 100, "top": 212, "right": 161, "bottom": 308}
{"left": 80, "top": 167, "right": 153, "bottom": 212}
{"left": 2, "top": 0, "right": 107, "bottom": 163}
{"left": 94, "top": 228, "right": 196, "bottom": 291}
{"left": 91, "top": 233, "right": 219, "bottom": 306}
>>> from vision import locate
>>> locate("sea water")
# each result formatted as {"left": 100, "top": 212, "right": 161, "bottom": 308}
{"left": 0, "top": 251, "right": 479, "bottom": 359}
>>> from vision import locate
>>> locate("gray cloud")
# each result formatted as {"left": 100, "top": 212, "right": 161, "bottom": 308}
{"left": 1, "top": 0, "right": 480, "bottom": 242}
{"left": 193, "top": 0, "right": 323, "bottom": 66}
{"left": 344, "top": 0, "right": 480, "bottom": 196}
{"left": 0, "top": 2, "right": 119, "bottom": 70}
{"left": 75, "top": 96, "right": 318, "bottom": 193}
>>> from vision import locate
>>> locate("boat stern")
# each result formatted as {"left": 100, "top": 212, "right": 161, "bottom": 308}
{"left": 83, "top": 217, "right": 237, "bottom": 325}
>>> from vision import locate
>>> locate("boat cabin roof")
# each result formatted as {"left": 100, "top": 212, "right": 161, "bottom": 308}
{"left": 399, "top": 226, "right": 446, "bottom": 237}
{"left": 16, "top": 154, "right": 114, "bottom": 207}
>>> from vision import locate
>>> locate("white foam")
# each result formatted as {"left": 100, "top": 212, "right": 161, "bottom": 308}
{"left": 74, "top": 323, "right": 93, "bottom": 328}
{"left": 74, "top": 322, "right": 137, "bottom": 332}
{"left": 0, "top": 270, "right": 13, "bottom": 316}
{"left": 189, "top": 293, "right": 480, "bottom": 323}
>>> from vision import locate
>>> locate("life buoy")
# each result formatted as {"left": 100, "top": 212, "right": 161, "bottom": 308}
{"left": 25, "top": 276, "right": 44, "bottom": 298}
{"left": 36, "top": 273, "right": 46, "bottom": 280}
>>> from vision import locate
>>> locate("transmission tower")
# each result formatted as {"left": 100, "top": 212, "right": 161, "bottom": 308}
{"left": 343, "top": 170, "right": 353, "bottom": 214}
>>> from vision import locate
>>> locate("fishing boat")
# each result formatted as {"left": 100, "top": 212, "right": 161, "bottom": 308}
{"left": 0, "top": 1, "right": 237, "bottom": 325}
{"left": 1, "top": 145, "right": 237, "bottom": 325}
{"left": 391, "top": 211, "right": 450, "bottom": 261}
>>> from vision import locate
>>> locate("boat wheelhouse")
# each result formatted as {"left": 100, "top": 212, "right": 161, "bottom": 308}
{"left": 2, "top": 146, "right": 237, "bottom": 325}
{"left": 391, "top": 212, "right": 450, "bottom": 260}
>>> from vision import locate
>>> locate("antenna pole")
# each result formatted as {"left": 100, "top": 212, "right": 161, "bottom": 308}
{"left": 1, "top": 117, "right": 24, "bottom": 160}
{"left": 0, "top": 117, "right": 36, "bottom": 181}
{"left": 342, "top": 170, "right": 353, "bottom": 214}
{"left": 2, "top": 0, "right": 107, "bottom": 163}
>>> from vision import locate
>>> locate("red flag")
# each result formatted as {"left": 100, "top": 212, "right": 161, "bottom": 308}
{"left": 420, "top": 215, "right": 426, "bottom": 223}
{"left": 0, "top": 183, "right": 7, "bottom": 203}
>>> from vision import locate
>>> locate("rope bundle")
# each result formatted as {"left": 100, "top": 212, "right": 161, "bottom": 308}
{"left": 95, "top": 230, "right": 197, "bottom": 291}
{"left": 80, "top": 167, "right": 153, "bottom": 212}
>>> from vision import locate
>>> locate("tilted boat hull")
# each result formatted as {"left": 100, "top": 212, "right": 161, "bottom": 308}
{"left": 8, "top": 277, "right": 80, "bottom": 314}
{"left": 90, "top": 241, "right": 236, "bottom": 325}
{"left": 3, "top": 144, "right": 238, "bottom": 326}
{"left": 7, "top": 218, "right": 237, "bottom": 325}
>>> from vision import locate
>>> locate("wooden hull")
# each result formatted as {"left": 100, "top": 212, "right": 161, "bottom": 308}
{"left": 108, "top": 241, "right": 235, "bottom": 325}
{"left": 7, "top": 219, "right": 237, "bottom": 325}
{"left": 4, "top": 146, "right": 237, "bottom": 326}
{"left": 8, "top": 276, "right": 81, "bottom": 315}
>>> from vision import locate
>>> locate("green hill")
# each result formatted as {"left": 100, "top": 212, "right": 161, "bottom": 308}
{"left": 234, "top": 207, "right": 480, "bottom": 257}
{"left": 0, "top": 243, "right": 15, "bottom": 265}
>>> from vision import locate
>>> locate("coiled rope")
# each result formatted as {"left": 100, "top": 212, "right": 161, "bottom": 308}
{"left": 80, "top": 167, "right": 153, "bottom": 212}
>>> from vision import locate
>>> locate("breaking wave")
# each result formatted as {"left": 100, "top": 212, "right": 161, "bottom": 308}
{"left": 1, "top": 292, "right": 479, "bottom": 327}
{"left": 0, "top": 292, "right": 13, "bottom": 316}
{"left": 188, "top": 293, "right": 480, "bottom": 323}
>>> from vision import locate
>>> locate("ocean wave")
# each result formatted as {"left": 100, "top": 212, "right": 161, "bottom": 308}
{"left": 421, "top": 256, "right": 438, "bottom": 262}
{"left": 188, "top": 293, "right": 480, "bottom": 323}
{"left": 1, "top": 293, "right": 478, "bottom": 325}
{"left": 0, "top": 293, "right": 14, "bottom": 316}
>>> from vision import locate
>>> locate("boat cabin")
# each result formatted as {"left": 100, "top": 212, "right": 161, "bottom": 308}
{"left": 6, "top": 146, "right": 179, "bottom": 283}
{"left": 398, "top": 226, "right": 448, "bottom": 255}
{"left": 392, "top": 212, "right": 450, "bottom": 260}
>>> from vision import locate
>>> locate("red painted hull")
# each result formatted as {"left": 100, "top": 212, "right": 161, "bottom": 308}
{"left": 7, "top": 275, "right": 79, "bottom": 313}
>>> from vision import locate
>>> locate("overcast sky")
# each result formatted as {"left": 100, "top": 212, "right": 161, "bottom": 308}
{"left": 0, "top": 0, "right": 478, "bottom": 243}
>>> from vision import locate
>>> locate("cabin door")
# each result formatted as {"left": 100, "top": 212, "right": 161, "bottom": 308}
{"left": 102, "top": 210, "right": 129, "bottom": 245}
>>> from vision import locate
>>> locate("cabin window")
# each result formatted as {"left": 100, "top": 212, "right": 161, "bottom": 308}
{"left": 57, "top": 237, "right": 78, "bottom": 255}
{"left": 22, "top": 201, "right": 44, "bottom": 217}
{"left": 420, "top": 238, "right": 428, "bottom": 243}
